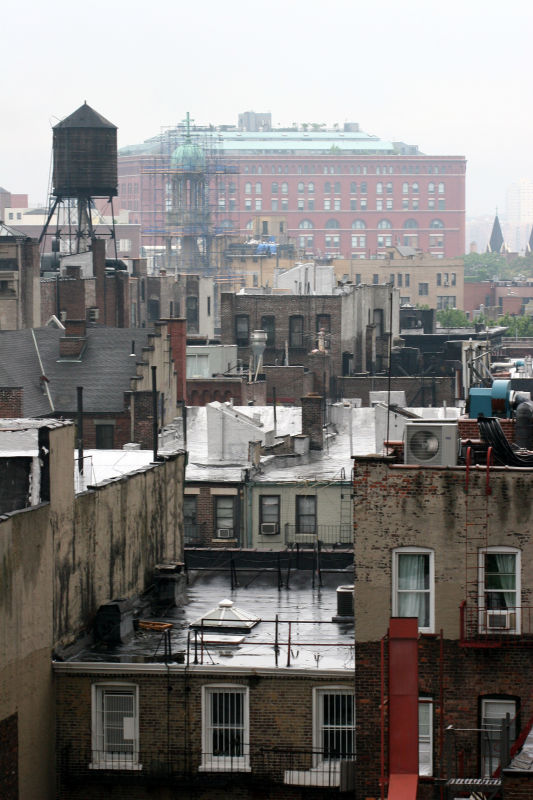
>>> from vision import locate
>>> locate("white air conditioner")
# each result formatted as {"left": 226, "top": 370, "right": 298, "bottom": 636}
{"left": 404, "top": 421, "right": 459, "bottom": 467}
{"left": 216, "top": 528, "right": 233, "bottom": 539}
{"left": 486, "top": 610, "right": 514, "bottom": 631}
{"left": 59, "top": 310, "right": 67, "bottom": 322}
{"left": 260, "top": 522, "right": 278, "bottom": 535}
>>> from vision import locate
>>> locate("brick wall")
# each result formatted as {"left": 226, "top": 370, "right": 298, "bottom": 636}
{"left": 263, "top": 366, "right": 314, "bottom": 405}
{"left": 55, "top": 669, "right": 354, "bottom": 800}
{"left": 301, "top": 395, "right": 324, "bottom": 450}
{"left": 0, "top": 387, "right": 23, "bottom": 417}
{"left": 221, "top": 293, "right": 344, "bottom": 383}
{"left": 353, "top": 457, "right": 533, "bottom": 798}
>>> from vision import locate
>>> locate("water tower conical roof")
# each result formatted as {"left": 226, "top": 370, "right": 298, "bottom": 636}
{"left": 54, "top": 102, "right": 116, "bottom": 129}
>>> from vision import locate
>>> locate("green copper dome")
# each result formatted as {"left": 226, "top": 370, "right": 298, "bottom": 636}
{"left": 171, "top": 139, "right": 206, "bottom": 170}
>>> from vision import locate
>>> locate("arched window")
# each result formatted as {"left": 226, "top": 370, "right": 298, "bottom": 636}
{"left": 377, "top": 219, "right": 392, "bottom": 229}
{"left": 361, "top": 182, "right": 367, "bottom": 193}
{"left": 255, "top": 182, "right": 262, "bottom": 194}
{"left": 350, "top": 182, "right": 357, "bottom": 193}
{"left": 281, "top": 182, "right": 288, "bottom": 194}
{"left": 403, "top": 219, "right": 419, "bottom": 229}
{"left": 430, "top": 219, "right": 445, "bottom": 229}
{"left": 324, "top": 181, "right": 331, "bottom": 193}
{"left": 308, "top": 182, "right": 315, "bottom": 193}
{"left": 271, "top": 182, "right": 279, "bottom": 193}
{"left": 334, "top": 182, "right": 341, "bottom": 194}
{"left": 297, "top": 182, "right": 304, "bottom": 193}
{"left": 299, "top": 219, "right": 314, "bottom": 229}
{"left": 245, "top": 182, "right": 251, "bottom": 194}
{"left": 352, "top": 219, "right": 366, "bottom": 229}
{"left": 412, "top": 182, "right": 419, "bottom": 193}
{"left": 402, "top": 182, "right": 409, "bottom": 194}
{"left": 428, "top": 182, "right": 435, "bottom": 193}
{"left": 376, "top": 182, "right": 383, "bottom": 194}
{"left": 325, "top": 219, "right": 340, "bottom": 229}
{"left": 438, "top": 182, "right": 445, "bottom": 194}
{"left": 386, "top": 182, "right": 393, "bottom": 194}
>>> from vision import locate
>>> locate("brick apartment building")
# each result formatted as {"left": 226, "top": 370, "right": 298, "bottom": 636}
{"left": 53, "top": 567, "right": 355, "bottom": 800}
{"left": 0, "top": 221, "right": 40, "bottom": 329}
{"left": 0, "top": 318, "right": 187, "bottom": 449}
{"left": 220, "top": 283, "right": 399, "bottom": 398}
{"left": 117, "top": 117, "right": 466, "bottom": 260}
{"left": 352, "top": 423, "right": 533, "bottom": 799}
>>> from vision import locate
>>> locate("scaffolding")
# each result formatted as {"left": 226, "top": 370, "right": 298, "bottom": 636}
{"left": 140, "top": 114, "right": 241, "bottom": 280}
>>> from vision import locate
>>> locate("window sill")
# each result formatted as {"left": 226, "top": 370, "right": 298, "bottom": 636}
{"left": 198, "top": 763, "right": 251, "bottom": 773}
{"left": 89, "top": 762, "right": 142, "bottom": 771}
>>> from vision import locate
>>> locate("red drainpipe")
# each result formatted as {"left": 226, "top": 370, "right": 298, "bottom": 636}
{"left": 387, "top": 617, "right": 419, "bottom": 799}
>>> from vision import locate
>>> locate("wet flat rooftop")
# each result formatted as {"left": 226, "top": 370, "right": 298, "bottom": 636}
{"left": 68, "top": 569, "right": 355, "bottom": 672}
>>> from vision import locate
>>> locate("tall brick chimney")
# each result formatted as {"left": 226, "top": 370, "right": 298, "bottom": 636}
{"left": 92, "top": 239, "right": 107, "bottom": 322}
{"left": 0, "top": 387, "right": 23, "bottom": 417}
{"left": 59, "top": 320, "right": 87, "bottom": 359}
{"left": 166, "top": 318, "right": 187, "bottom": 402}
{"left": 301, "top": 393, "right": 324, "bottom": 450}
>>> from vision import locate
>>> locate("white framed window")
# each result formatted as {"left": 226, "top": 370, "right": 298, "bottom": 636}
{"left": 313, "top": 687, "right": 355, "bottom": 766}
{"left": 90, "top": 683, "right": 140, "bottom": 770}
{"left": 392, "top": 548, "right": 434, "bottom": 633}
{"left": 479, "top": 547, "right": 520, "bottom": 634}
{"left": 481, "top": 698, "right": 516, "bottom": 776}
{"left": 201, "top": 685, "right": 250, "bottom": 772}
{"left": 419, "top": 698, "right": 433, "bottom": 776}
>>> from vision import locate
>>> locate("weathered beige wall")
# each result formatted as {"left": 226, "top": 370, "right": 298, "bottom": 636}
{"left": 55, "top": 455, "right": 184, "bottom": 644}
{"left": 353, "top": 458, "right": 533, "bottom": 641}
{"left": 0, "top": 421, "right": 185, "bottom": 799}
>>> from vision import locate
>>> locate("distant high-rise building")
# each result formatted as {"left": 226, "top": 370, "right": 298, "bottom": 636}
{"left": 506, "top": 179, "right": 533, "bottom": 252}
{"left": 238, "top": 111, "right": 272, "bottom": 132}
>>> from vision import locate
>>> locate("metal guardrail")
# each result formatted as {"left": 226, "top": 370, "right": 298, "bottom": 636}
{"left": 460, "top": 603, "right": 533, "bottom": 645}
{"left": 284, "top": 524, "right": 352, "bottom": 546}
{"left": 59, "top": 747, "right": 355, "bottom": 790}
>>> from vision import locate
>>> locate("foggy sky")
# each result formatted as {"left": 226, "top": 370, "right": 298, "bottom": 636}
{"left": 2, "top": 0, "right": 532, "bottom": 219}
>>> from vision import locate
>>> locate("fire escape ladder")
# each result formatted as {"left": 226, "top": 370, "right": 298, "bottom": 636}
{"left": 463, "top": 447, "right": 492, "bottom": 642}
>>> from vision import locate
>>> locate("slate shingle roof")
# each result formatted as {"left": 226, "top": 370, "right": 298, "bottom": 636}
{"left": 0, "top": 328, "right": 154, "bottom": 416}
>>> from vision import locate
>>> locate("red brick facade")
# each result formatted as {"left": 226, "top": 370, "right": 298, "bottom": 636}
{"left": 0, "top": 387, "right": 23, "bottom": 417}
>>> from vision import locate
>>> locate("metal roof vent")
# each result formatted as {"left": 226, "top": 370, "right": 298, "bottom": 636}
{"left": 190, "top": 598, "right": 261, "bottom": 630}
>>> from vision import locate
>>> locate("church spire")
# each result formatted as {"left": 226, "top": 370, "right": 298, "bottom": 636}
{"left": 487, "top": 213, "right": 504, "bottom": 254}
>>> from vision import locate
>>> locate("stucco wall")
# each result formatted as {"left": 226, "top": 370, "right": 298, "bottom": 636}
{"left": 0, "top": 422, "right": 185, "bottom": 799}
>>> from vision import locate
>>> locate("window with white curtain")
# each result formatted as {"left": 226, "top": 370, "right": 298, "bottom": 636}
{"left": 392, "top": 548, "right": 434, "bottom": 632}
{"left": 201, "top": 686, "right": 250, "bottom": 771}
{"left": 479, "top": 547, "right": 520, "bottom": 633}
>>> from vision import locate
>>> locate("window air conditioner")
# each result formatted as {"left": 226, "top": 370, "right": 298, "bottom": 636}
{"left": 217, "top": 528, "right": 233, "bottom": 539}
{"left": 486, "top": 610, "right": 514, "bottom": 631}
{"left": 404, "top": 421, "right": 459, "bottom": 467}
{"left": 261, "top": 522, "right": 278, "bottom": 535}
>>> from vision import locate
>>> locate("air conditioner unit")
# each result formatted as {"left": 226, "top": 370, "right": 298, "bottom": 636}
{"left": 216, "top": 528, "right": 233, "bottom": 539}
{"left": 59, "top": 310, "right": 67, "bottom": 322}
{"left": 261, "top": 522, "right": 278, "bottom": 535}
{"left": 404, "top": 421, "right": 459, "bottom": 467}
{"left": 486, "top": 610, "right": 514, "bottom": 631}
